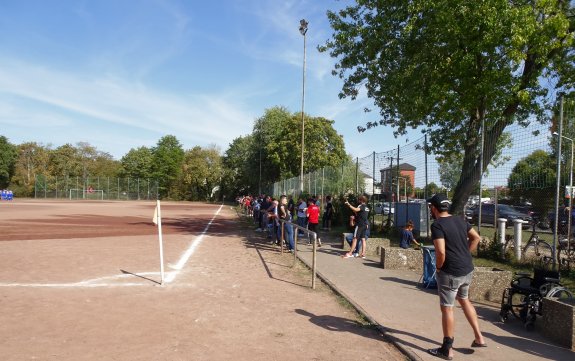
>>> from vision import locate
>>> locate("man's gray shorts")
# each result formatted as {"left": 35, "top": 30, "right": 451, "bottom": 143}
{"left": 436, "top": 270, "right": 474, "bottom": 307}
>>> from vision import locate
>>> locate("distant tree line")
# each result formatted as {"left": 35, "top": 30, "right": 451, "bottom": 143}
{"left": 0, "top": 106, "right": 348, "bottom": 201}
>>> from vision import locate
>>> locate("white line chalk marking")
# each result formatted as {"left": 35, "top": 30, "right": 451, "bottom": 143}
{"left": 164, "top": 204, "right": 223, "bottom": 283}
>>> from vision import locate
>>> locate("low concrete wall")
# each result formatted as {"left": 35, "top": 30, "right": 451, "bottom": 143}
{"left": 541, "top": 297, "right": 575, "bottom": 351}
{"left": 380, "top": 247, "right": 422, "bottom": 272}
{"left": 341, "top": 233, "right": 390, "bottom": 256}
{"left": 469, "top": 267, "right": 513, "bottom": 304}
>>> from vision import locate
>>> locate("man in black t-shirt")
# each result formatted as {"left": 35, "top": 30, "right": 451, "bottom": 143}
{"left": 427, "top": 194, "right": 486, "bottom": 360}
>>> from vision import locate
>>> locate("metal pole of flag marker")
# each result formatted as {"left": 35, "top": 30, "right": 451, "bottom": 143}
{"left": 153, "top": 200, "right": 165, "bottom": 285}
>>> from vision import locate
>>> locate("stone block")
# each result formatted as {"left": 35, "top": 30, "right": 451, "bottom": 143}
{"left": 380, "top": 247, "right": 422, "bottom": 271}
{"left": 341, "top": 233, "right": 390, "bottom": 256}
{"left": 541, "top": 297, "right": 575, "bottom": 351}
{"left": 469, "top": 267, "right": 513, "bottom": 304}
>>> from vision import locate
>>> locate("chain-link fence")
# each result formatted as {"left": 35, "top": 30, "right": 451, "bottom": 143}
{"left": 267, "top": 100, "right": 575, "bottom": 244}
{"left": 34, "top": 175, "right": 159, "bottom": 201}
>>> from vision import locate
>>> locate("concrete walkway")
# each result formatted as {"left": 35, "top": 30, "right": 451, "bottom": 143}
{"left": 295, "top": 237, "right": 573, "bottom": 361}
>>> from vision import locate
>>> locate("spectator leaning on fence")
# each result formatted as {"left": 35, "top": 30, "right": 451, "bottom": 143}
{"left": 296, "top": 197, "right": 307, "bottom": 236}
{"left": 279, "top": 195, "right": 295, "bottom": 252}
{"left": 342, "top": 195, "right": 369, "bottom": 259}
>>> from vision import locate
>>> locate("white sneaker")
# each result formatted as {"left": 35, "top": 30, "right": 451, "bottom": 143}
{"left": 352, "top": 253, "right": 359, "bottom": 258}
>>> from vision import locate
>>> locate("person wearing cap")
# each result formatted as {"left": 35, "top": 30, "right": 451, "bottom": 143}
{"left": 427, "top": 194, "right": 486, "bottom": 360}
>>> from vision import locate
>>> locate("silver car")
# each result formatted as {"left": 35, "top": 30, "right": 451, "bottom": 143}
{"left": 375, "top": 202, "right": 395, "bottom": 215}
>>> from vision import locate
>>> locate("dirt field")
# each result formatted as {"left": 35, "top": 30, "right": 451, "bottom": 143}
{"left": 0, "top": 200, "right": 405, "bottom": 360}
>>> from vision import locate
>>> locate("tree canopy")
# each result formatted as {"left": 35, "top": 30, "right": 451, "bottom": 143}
{"left": 320, "top": 0, "right": 575, "bottom": 213}
{"left": 223, "top": 106, "right": 347, "bottom": 196}
{"left": 507, "top": 149, "right": 556, "bottom": 215}
{"left": 0, "top": 136, "right": 17, "bottom": 188}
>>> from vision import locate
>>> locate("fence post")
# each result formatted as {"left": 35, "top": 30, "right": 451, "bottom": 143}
{"left": 372, "top": 151, "right": 376, "bottom": 228}
{"left": 425, "top": 134, "right": 430, "bottom": 239}
{"left": 497, "top": 218, "right": 507, "bottom": 258}
{"left": 513, "top": 219, "right": 524, "bottom": 260}
{"left": 355, "top": 157, "right": 359, "bottom": 194}
{"left": 321, "top": 168, "right": 325, "bottom": 214}
{"left": 341, "top": 163, "right": 344, "bottom": 195}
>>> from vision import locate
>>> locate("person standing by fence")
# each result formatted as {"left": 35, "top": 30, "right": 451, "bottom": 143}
{"left": 342, "top": 195, "right": 369, "bottom": 259}
{"left": 296, "top": 197, "right": 307, "bottom": 236}
{"left": 322, "top": 195, "right": 333, "bottom": 231}
{"left": 306, "top": 198, "right": 322, "bottom": 247}
{"left": 279, "top": 195, "right": 295, "bottom": 252}
{"left": 427, "top": 194, "right": 486, "bottom": 360}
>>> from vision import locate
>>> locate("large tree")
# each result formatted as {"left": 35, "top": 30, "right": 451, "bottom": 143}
{"left": 222, "top": 135, "right": 256, "bottom": 196}
{"left": 252, "top": 106, "right": 347, "bottom": 187}
{"left": 0, "top": 136, "right": 17, "bottom": 188}
{"left": 180, "top": 145, "right": 223, "bottom": 201}
{"left": 321, "top": 0, "right": 575, "bottom": 214}
{"left": 10, "top": 142, "right": 50, "bottom": 196}
{"left": 120, "top": 146, "right": 154, "bottom": 179}
{"left": 48, "top": 144, "right": 82, "bottom": 177}
{"left": 151, "top": 135, "right": 184, "bottom": 199}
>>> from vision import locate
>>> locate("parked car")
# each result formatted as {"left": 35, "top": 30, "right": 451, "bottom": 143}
{"left": 375, "top": 202, "right": 395, "bottom": 215}
{"left": 513, "top": 205, "right": 549, "bottom": 229}
{"left": 465, "top": 203, "right": 533, "bottom": 228}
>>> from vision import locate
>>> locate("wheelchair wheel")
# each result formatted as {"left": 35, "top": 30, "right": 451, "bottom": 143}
{"left": 510, "top": 291, "right": 527, "bottom": 320}
{"left": 546, "top": 286, "right": 574, "bottom": 300}
{"left": 499, "top": 288, "right": 511, "bottom": 322}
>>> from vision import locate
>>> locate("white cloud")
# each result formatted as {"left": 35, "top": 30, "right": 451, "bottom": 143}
{"left": 0, "top": 59, "right": 255, "bottom": 155}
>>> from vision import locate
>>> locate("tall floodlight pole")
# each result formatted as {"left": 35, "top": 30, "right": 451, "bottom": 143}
{"left": 299, "top": 19, "right": 308, "bottom": 194}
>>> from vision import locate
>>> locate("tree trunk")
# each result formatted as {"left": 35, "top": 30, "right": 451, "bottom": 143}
{"left": 451, "top": 117, "right": 509, "bottom": 215}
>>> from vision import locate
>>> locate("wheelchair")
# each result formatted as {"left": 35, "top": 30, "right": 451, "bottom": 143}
{"left": 499, "top": 268, "right": 573, "bottom": 330}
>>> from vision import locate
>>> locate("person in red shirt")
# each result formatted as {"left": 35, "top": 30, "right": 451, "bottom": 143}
{"left": 306, "top": 198, "right": 322, "bottom": 247}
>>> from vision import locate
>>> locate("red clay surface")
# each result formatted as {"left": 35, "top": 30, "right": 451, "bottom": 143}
{"left": 0, "top": 199, "right": 404, "bottom": 360}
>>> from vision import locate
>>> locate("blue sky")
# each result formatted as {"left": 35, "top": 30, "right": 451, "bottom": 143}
{"left": 0, "top": 0, "right": 422, "bottom": 161}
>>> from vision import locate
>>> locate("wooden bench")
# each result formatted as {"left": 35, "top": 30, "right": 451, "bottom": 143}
{"left": 341, "top": 233, "right": 390, "bottom": 256}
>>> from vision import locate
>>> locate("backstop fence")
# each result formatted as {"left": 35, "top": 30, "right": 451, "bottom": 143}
{"left": 34, "top": 175, "right": 159, "bottom": 201}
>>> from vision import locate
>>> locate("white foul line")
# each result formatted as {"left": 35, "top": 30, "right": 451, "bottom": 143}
{"left": 164, "top": 203, "right": 224, "bottom": 283}
{"left": 0, "top": 203, "right": 224, "bottom": 288}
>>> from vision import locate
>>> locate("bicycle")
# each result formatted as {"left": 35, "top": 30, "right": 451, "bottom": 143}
{"left": 521, "top": 222, "right": 554, "bottom": 265}
{"left": 557, "top": 236, "right": 575, "bottom": 270}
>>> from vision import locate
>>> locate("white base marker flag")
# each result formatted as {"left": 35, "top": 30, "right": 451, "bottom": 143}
{"left": 153, "top": 200, "right": 165, "bottom": 285}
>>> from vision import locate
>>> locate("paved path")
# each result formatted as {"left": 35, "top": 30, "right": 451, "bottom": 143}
{"left": 295, "top": 237, "right": 573, "bottom": 361}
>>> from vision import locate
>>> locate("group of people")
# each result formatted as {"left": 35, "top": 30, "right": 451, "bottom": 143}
{"left": 240, "top": 192, "right": 487, "bottom": 359}
{"left": 324, "top": 193, "right": 487, "bottom": 360}
{"left": 237, "top": 194, "right": 335, "bottom": 252}
{"left": 1, "top": 189, "right": 13, "bottom": 201}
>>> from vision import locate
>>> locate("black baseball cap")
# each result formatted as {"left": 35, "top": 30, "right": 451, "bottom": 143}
{"left": 427, "top": 194, "right": 451, "bottom": 211}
